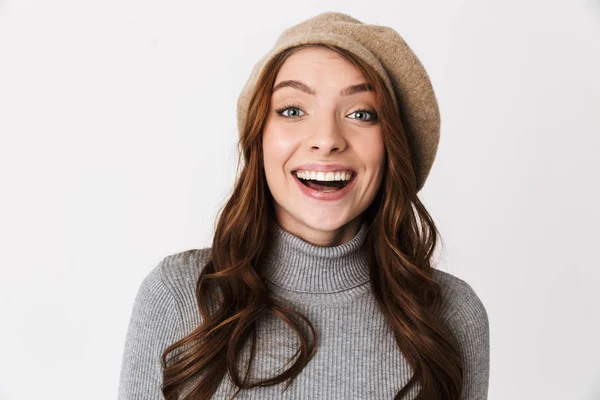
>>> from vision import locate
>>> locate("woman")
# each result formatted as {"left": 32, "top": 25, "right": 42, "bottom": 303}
{"left": 118, "top": 11, "right": 490, "bottom": 400}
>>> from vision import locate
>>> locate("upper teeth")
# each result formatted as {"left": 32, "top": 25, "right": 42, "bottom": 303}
{"left": 295, "top": 170, "right": 353, "bottom": 181}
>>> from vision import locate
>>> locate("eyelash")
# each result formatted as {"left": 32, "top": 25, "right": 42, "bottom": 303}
{"left": 274, "top": 103, "right": 378, "bottom": 123}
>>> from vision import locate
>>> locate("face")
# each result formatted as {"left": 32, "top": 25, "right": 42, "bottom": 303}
{"left": 262, "top": 47, "right": 385, "bottom": 246}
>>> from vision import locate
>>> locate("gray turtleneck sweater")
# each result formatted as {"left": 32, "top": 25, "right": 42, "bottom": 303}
{"left": 118, "top": 222, "right": 490, "bottom": 399}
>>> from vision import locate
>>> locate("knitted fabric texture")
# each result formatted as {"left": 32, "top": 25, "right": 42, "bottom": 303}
{"left": 236, "top": 11, "right": 441, "bottom": 192}
{"left": 118, "top": 222, "right": 490, "bottom": 399}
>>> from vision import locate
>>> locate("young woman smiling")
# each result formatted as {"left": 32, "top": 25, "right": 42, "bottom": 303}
{"left": 118, "top": 12, "right": 490, "bottom": 400}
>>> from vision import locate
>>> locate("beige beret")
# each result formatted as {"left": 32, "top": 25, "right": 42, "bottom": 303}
{"left": 236, "top": 11, "right": 440, "bottom": 192}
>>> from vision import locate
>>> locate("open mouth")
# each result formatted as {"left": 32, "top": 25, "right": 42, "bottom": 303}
{"left": 292, "top": 171, "right": 356, "bottom": 192}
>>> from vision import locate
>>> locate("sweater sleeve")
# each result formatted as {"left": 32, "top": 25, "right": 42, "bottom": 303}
{"left": 446, "top": 287, "right": 490, "bottom": 400}
{"left": 118, "top": 258, "right": 183, "bottom": 400}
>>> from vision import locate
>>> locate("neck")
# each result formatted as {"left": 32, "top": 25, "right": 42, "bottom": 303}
{"left": 261, "top": 220, "right": 370, "bottom": 293}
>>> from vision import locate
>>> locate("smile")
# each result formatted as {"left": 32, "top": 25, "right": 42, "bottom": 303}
{"left": 291, "top": 170, "right": 358, "bottom": 201}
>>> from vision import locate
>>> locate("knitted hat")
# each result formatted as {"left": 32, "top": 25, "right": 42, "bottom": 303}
{"left": 236, "top": 11, "right": 440, "bottom": 192}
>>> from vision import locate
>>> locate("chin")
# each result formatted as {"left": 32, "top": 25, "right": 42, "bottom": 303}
{"left": 298, "top": 214, "right": 354, "bottom": 233}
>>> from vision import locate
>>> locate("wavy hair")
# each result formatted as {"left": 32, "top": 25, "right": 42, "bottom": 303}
{"left": 160, "top": 43, "right": 463, "bottom": 399}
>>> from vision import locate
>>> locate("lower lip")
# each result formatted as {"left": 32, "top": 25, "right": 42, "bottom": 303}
{"left": 292, "top": 172, "right": 358, "bottom": 201}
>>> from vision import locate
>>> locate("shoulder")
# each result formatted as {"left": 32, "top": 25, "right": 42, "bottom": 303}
{"left": 142, "top": 248, "right": 212, "bottom": 331}
{"left": 119, "top": 248, "right": 212, "bottom": 397}
{"left": 431, "top": 268, "right": 489, "bottom": 325}
{"left": 137, "top": 248, "right": 212, "bottom": 298}
{"left": 130, "top": 248, "right": 212, "bottom": 319}
{"left": 431, "top": 270, "right": 491, "bottom": 397}
{"left": 151, "top": 247, "right": 213, "bottom": 309}
{"left": 155, "top": 247, "right": 213, "bottom": 291}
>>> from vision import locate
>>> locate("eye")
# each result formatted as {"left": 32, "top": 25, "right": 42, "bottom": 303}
{"left": 275, "top": 103, "right": 306, "bottom": 118}
{"left": 274, "top": 104, "right": 378, "bottom": 122}
{"left": 348, "top": 108, "right": 378, "bottom": 122}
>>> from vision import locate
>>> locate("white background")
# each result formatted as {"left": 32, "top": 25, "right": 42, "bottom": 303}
{"left": 1, "top": 1, "right": 599, "bottom": 399}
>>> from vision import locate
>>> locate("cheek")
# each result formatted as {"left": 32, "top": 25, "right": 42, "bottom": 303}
{"left": 262, "top": 127, "right": 295, "bottom": 180}
{"left": 357, "top": 133, "right": 385, "bottom": 171}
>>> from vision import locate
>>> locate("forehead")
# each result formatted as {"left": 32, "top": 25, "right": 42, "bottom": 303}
{"left": 273, "top": 47, "right": 366, "bottom": 87}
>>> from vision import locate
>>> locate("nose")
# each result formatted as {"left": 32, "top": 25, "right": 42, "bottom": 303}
{"left": 307, "top": 115, "right": 348, "bottom": 154}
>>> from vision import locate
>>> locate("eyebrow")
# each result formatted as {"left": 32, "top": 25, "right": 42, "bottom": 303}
{"left": 272, "top": 80, "right": 374, "bottom": 96}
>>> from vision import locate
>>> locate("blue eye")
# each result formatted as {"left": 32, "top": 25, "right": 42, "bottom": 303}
{"left": 275, "top": 103, "right": 306, "bottom": 118}
{"left": 274, "top": 103, "right": 378, "bottom": 123}
{"left": 349, "top": 108, "right": 378, "bottom": 122}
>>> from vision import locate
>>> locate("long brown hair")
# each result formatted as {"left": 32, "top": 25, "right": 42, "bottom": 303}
{"left": 160, "top": 43, "right": 463, "bottom": 399}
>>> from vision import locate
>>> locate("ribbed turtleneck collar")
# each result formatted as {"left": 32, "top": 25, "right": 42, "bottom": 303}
{"left": 261, "top": 221, "right": 371, "bottom": 294}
